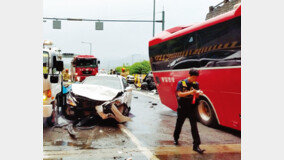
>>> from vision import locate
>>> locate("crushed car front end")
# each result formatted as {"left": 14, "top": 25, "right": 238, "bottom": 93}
{"left": 62, "top": 86, "right": 131, "bottom": 122}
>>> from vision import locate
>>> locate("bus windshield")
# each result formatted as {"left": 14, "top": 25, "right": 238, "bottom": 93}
{"left": 75, "top": 58, "right": 97, "bottom": 68}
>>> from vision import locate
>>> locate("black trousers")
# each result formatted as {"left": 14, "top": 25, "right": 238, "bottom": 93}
{"left": 173, "top": 104, "right": 201, "bottom": 146}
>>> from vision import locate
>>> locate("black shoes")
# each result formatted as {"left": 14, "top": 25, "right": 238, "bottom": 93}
{"left": 174, "top": 140, "right": 179, "bottom": 145}
{"left": 193, "top": 146, "right": 205, "bottom": 154}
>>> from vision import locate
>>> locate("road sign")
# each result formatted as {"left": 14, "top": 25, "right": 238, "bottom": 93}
{"left": 95, "top": 22, "right": 103, "bottom": 30}
{"left": 53, "top": 20, "right": 61, "bottom": 29}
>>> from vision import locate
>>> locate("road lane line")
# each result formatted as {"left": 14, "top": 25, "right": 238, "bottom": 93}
{"left": 83, "top": 127, "right": 97, "bottom": 148}
{"left": 118, "top": 124, "right": 159, "bottom": 160}
{"left": 133, "top": 90, "right": 160, "bottom": 100}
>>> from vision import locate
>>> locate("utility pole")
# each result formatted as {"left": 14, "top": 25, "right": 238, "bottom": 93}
{"left": 162, "top": 10, "right": 165, "bottom": 31}
{"left": 153, "top": 0, "right": 156, "bottom": 37}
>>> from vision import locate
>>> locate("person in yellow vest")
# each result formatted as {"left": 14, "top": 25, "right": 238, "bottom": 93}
{"left": 63, "top": 69, "right": 70, "bottom": 82}
{"left": 120, "top": 68, "right": 127, "bottom": 78}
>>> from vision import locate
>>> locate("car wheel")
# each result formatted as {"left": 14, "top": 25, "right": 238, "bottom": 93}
{"left": 196, "top": 97, "right": 218, "bottom": 127}
{"left": 141, "top": 83, "right": 148, "bottom": 90}
{"left": 46, "top": 102, "right": 56, "bottom": 127}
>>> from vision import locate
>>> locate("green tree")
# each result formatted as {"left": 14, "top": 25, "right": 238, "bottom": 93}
{"left": 130, "top": 60, "right": 151, "bottom": 74}
{"left": 115, "top": 64, "right": 130, "bottom": 73}
{"left": 115, "top": 60, "right": 151, "bottom": 74}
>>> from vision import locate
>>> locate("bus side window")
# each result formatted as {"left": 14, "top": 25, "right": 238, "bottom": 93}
{"left": 184, "top": 33, "right": 199, "bottom": 51}
{"left": 188, "top": 36, "right": 194, "bottom": 43}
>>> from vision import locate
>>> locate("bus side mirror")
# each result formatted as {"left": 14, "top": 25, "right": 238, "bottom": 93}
{"left": 55, "top": 61, "right": 64, "bottom": 72}
{"left": 50, "top": 75, "right": 59, "bottom": 83}
{"left": 98, "top": 60, "right": 100, "bottom": 65}
{"left": 43, "top": 74, "right": 48, "bottom": 79}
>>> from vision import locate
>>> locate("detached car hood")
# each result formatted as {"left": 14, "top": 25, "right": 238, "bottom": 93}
{"left": 71, "top": 84, "right": 122, "bottom": 101}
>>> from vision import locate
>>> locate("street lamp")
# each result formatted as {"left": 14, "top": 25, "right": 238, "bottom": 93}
{"left": 81, "top": 41, "right": 92, "bottom": 55}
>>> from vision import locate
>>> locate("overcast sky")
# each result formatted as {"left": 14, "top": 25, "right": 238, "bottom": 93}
{"left": 43, "top": 0, "right": 221, "bottom": 70}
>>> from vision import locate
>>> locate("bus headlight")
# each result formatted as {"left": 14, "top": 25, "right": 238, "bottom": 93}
{"left": 77, "top": 77, "right": 80, "bottom": 81}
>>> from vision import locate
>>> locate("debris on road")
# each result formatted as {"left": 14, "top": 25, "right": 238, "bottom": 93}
{"left": 75, "top": 115, "right": 95, "bottom": 127}
{"left": 66, "top": 124, "right": 77, "bottom": 139}
{"left": 54, "top": 116, "right": 70, "bottom": 128}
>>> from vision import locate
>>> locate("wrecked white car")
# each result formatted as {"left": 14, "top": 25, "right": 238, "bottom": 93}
{"left": 61, "top": 75, "right": 133, "bottom": 123}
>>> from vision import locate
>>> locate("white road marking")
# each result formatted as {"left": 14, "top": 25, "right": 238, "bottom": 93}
{"left": 118, "top": 124, "right": 159, "bottom": 160}
{"left": 84, "top": 128, "right": 97, "bottom": 147}
{"left": 133, "top": 90, "right": 160, "bottom": 100}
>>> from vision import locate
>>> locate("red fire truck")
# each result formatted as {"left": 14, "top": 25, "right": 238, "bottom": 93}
{"left": 149, "top": 5, "right": 241, "bottom": 130}
{"left": 70, "top": 55, "right": 100, "bottom": 82}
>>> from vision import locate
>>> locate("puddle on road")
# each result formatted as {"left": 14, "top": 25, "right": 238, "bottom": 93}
{"left": 50, "top": 140, "right": 95, "bottom": 149}
{"left": 156, "top": 153, "right": 240, "bottom": 160}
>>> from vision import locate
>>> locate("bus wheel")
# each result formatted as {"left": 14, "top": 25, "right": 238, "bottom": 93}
{"left": 196, "top": 98, "right": 217, "bottom": 127}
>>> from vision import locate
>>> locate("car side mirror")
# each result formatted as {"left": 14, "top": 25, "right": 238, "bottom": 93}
{"left": 55, "top": 60, "right": 64, "bottom": 72}
{"left": 43, "top": 74, "right": 48, "bottom": 79}
{"left": 50, "top": 75, "right": 59, "bottom": 83}
{"left": 125, "top": 86, "right": 133, "bottom": 92}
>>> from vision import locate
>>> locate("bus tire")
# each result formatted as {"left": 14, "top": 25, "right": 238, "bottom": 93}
{"left": 196, "top": 97, "right": 218, "bottom": 127}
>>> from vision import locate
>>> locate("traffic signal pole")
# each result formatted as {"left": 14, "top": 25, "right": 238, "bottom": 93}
{"left": 43, "top": 11, "right": 165, "bottom": 37}
{"left": 162, "top": 10, "right": 165, "bottom": 31}
{"left": 153, "top": 0, "right": 156, "bottom": 37}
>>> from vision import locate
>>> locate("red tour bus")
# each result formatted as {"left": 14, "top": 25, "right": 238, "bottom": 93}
{"left": 70, "top": 55, "right": 100, "bottom": 82}
{"left": 149, "top": 5, "right": 241, "bottom": 130}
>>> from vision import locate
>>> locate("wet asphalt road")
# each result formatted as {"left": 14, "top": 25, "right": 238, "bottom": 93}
{"left": 43, "top": 90, "right": 241, "bottom": 160}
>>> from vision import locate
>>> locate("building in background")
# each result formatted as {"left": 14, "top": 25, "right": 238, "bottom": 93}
{"left": 206, "top": 0, "right": 241, "bottom": 20}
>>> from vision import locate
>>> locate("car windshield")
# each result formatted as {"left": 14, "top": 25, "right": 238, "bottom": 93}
{"left": 43, "top": 51, "right": 49, "bottom": 74}
{"left": 43, "top": 51, "right": 49, "bottom": 67}
{"left": 75, "top": 58, "right": 97, "bottom": 67}
{"left": 82, "top": 76, "right": 122, "bottom": 90}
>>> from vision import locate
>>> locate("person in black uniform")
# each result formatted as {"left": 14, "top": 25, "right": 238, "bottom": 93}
{"left": 173, "top": 69, "right": 205, "bottom": 154}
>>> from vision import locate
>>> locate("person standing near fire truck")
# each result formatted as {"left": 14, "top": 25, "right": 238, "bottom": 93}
{"left": 120, "top": 68, "right": 127, "bottom": 78}
{"left": 173, "top": 69, "right": 205, "bottom": 154}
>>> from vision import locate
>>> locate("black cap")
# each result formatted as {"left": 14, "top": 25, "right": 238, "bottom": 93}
{"left": 189, "top": 69, "right": 199, "bottom": 76}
